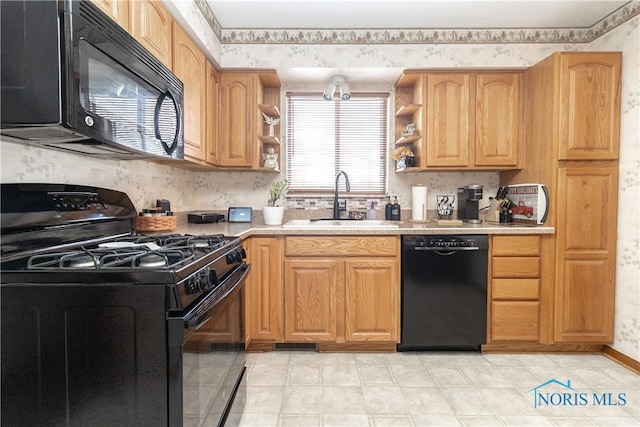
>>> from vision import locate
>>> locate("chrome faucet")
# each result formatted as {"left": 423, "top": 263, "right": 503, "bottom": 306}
{"left": 333, "top": 171, "right": 351, "bottom": 219}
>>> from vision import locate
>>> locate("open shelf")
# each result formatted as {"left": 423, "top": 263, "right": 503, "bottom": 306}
{"left": 395, "top": 104, "right": 421, "bottom": 116}
{"left": 258, "top": 104, "right": 281, "bottom": 118}
{"left": 394, "top": 135, "right": 420, "bottom": 145}
{"left": 258, "top": 135, "right": 281, "bottom": 144}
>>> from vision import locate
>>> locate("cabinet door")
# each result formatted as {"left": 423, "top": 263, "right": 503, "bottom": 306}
{"left": 219, "top": 73, "right": 256, "bottom": 167}
{"left": 205, "top": 62, "right": 220, "bottom": 166}
{"left": 554, "top": 163, "right": 618, "bottom": 343}
{"left": 344, "top": 259, "right": 399, "bottom": 342}
{"left": 425, "top": 74, "right": 471, "bottom": 167}
{"left": 172, "top": 23, "right": 206, "bottom": 162}
{"left": 130, "top": 0, "right": 172, "bottom": 68}
{"left": 91, "top": 0, "right": 129, "bottom": 30}
{"left": 558, "top": 53, "right": 621, "bottom": 160}
{"left": 247, "top": 238, "right": 283, "bottom": 341}
{"left": 475, "top": 73, "right": 521, "bottom": 166}
{"left": 284, "top": 259, "right": 340, "bottom": 342}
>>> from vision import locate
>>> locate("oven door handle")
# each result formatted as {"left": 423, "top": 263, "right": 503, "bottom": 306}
{"left": 183, "top": 262, "right": 250, "bottom": 330}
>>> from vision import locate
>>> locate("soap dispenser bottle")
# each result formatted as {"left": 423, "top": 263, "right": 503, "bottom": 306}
{"left": 385, "top": 197, "right": 393, "bottom": 220}
{"left": 390, "top": 197, "right": 401, "bottom": 221}
{"left": 367, "top": 201, "right": 377, "bottom": 220}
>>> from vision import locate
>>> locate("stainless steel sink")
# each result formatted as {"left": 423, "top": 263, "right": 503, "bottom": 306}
{"left": 282, "top": 219, "right": 399, "bottom": 228}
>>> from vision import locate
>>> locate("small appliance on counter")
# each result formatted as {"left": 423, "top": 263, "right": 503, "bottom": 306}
{"left": 188, "top": 212, "right": 225, "bottom": 224}
{"left": 457, "top": 185, "right": 483, "bottom": 224}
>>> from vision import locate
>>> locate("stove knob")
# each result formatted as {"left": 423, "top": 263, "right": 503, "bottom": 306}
{"left": 198, "top": 271, "right": 211, "bottom": 292}
{"left": 226, "top": 253, "right": 235, "bottom": 264}
{"left": 234, "top": 250, "right": 243, "bottom": 262}
{"left": 239, "top": 247, "right": 247, "bottom": 259}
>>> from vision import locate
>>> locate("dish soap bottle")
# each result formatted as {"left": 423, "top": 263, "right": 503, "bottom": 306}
{"left": 385, "top": 197, "right": 393, "bottom": 220}
{"left": 390, "top": 197, "right": 401, "bottom": 221}
{"left": 367, "top": 201, "right": 377, "bottom": 220}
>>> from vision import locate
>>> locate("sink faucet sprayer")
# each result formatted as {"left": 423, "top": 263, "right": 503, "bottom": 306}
{"left": 333, "top": 171, "right": 351, "bottom": 219}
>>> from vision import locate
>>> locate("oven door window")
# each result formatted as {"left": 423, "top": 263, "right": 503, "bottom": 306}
{"left": 183, "top": 286, "right": 246, "bottom": 426}
{"left": 78, "top": 40, "right": 180, "bottom": 156}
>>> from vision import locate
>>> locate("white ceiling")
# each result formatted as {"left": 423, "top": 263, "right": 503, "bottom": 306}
{"left": 207, "top": 1, "right": 628, "bottom": 30}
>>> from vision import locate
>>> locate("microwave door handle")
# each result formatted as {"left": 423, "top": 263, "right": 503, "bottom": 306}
{"left": 154, "top": 91, "right": 180, "bottom": 155}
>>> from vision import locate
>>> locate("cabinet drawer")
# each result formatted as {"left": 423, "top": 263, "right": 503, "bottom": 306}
{"left": 285, "top": 236, "right": 398, "bottom": 257}
{"left": 492, "top": 235, "right": 540, "bottom": 256}
{"left": 492, "top": 257, "right": 539, "bottom": 278}
{"left": 492, "top": 279, "right": 539, "bottom": 300}
{"left": 491, "top": 301, "right": 539, "bottom": 341}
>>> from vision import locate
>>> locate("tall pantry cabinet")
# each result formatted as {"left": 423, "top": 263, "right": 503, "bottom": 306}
{"left": 501, "top": 52, "right": 621, "bottom": 344}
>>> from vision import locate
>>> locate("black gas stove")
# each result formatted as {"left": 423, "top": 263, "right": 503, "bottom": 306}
{"left": 1, "top": 183, "right": 248, "bottom": 426}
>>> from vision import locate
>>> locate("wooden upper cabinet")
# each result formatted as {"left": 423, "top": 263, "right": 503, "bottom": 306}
{"left": 172, "top": 23, "right": 206, "bottom": 162}
{"left": 91, "top": 0, "right": 130, "bottom": 30}
{"left": 130, "top": 0, "right": 173, "bottom": 69}
{"left": 425, "top": 74, "right": 471, "bottom": 167}
{"left": 475, "top": 73, "right": 521, "bottom": 166}
{"left": 558, "top": 53, "right": 621, "bottom": 160}
{"left": 219, "top": 73, "right": 257, "bottom": 167}
{"left": 205, "top": 62, "right": 220, "bottom": 166}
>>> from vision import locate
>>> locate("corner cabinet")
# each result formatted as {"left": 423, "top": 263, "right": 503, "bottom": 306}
{"left": 394, "top": 71, "right": 522, "bottom": 171}
{"left": 219, "top": 71, "right": 281, "bottom": 170}
{"left": 501, "top": 51, "right": 621, "bottom": 345}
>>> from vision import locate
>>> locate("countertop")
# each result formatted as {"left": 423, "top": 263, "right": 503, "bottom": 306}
{"left": 162, "top": 214, "right": 554, "bottom": 239}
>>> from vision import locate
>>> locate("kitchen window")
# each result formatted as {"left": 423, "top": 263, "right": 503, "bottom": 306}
{"left": 285, "top": 93, "right": 389, "bottom": 194}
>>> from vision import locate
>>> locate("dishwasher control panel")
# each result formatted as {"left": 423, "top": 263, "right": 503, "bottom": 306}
{"left": 402, "top": 235, "right": 487, "bottom": 249}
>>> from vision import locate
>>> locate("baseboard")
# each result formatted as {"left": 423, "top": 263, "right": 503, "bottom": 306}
{"left": 481, "top": 342, "right": 604, "bottom": 353}
{"left": 603, "top": 345, "right": 640, "bottom": 374}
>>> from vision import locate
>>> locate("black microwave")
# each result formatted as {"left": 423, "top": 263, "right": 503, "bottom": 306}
{"left": 0, "top": 0, "right": 184, "bottom": 160}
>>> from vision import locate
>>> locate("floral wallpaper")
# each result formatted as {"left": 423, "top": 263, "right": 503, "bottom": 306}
{"left": 1, "top": 4, "right": 638, "bottom": 363}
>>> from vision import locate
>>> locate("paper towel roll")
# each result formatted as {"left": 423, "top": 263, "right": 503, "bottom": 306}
{"left": 411, "top": 185, "right": 428, "bottom": 220}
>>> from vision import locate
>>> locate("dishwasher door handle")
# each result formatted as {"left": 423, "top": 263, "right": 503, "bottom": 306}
{"left": 413, "top": 247, "right": 480, "bottom": 254}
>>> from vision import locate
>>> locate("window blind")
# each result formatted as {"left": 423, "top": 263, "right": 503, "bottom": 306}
{"left": 286, "top": 93, "right": 389, "bottom": 194}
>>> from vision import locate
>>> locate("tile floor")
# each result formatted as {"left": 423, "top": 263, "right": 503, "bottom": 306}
{"left": 226, "top": 351, "right": 639, "bottom": 427}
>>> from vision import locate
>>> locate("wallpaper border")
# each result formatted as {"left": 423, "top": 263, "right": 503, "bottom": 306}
{"left": 195, "top": 1, "right": 639, "bottom": 45}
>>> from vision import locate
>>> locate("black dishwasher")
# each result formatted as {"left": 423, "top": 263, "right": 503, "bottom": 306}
{"left": 398, "top": 235, "right": 488, "bottom": 351}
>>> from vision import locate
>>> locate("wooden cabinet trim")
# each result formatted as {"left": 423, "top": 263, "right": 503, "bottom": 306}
{"left": 285, "top": 236, "right": 398, "bottom": 257}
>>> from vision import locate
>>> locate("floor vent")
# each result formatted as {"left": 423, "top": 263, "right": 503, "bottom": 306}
{"left": 274, "top": 343, "right": 317, "bottom": 351}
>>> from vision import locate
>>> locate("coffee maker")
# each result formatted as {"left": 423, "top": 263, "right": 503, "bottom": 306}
{"left": 457, "top": 185, "right": 483, "bottom": 223}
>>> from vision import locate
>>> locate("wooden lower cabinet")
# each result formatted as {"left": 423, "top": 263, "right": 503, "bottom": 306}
{"left": 488, "top": 235, "right": 541, "bottom": 343}
{"left": 554, "top": 163, "right": 618, "bottom": 343}
{"left": 247, "top": 235, "right": 399, "bottom": 350}
{"left": 246, "top": 237, "right": 283, "bottom": 342}
{"left": 284, "top": 259, "right": 340, "bottom": 342}
{"left": 344, "top": 259, "right": 399, "bottom": 342}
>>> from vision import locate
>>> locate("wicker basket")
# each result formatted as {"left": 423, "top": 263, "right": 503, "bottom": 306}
{"left": 135, "top": 215, "right": 177, "bottom": 232}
